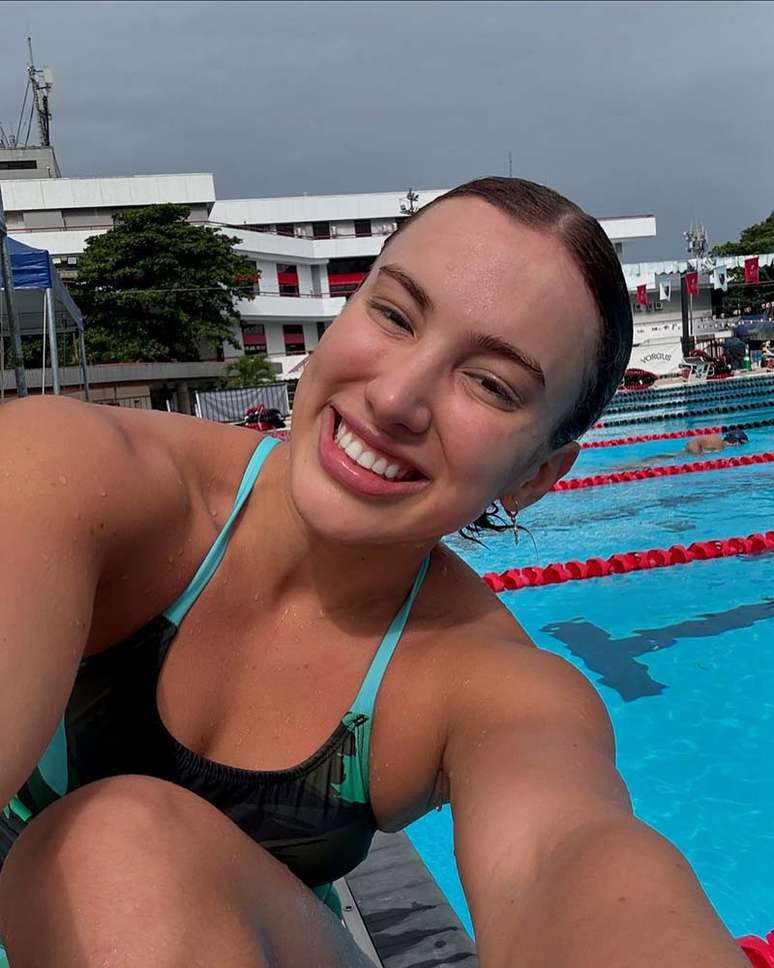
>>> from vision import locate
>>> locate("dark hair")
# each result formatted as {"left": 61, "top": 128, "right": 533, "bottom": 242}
{"left": 381, "top": 177, "right": 633, "bottom": 537}
{"left": 384, "top": 176, "right": 633, "bottom": 447}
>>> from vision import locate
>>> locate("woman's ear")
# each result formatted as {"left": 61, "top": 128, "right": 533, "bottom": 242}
{"left": 501, "top": 441, "right": 580, "bottom": 513}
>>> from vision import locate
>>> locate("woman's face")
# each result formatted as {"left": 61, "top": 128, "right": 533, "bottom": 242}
{"left": 288, "top": 197, "right": 600, "bottom": 544}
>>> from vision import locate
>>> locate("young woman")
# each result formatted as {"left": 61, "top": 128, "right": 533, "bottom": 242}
{"left": 0, "top": 178, "right": 745, "bottom": 967}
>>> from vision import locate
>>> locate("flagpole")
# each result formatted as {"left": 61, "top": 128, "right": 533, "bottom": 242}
{"left": 683, "top": 222, "right": 708, "bottom": 357}
{"left": 0, "top": 184, "right": 28, "bottom": 398}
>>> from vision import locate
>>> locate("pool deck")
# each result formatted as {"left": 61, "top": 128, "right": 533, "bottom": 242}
{"left": 339, "top": 830, "right": 478, "bottom": 967}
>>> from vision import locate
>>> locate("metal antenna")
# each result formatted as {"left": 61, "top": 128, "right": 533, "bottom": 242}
{"left": 26, "top": 37, "right": 54, "bottom": 147}
{"left": 400, "top": 190, "right": 419, "bottom": 216}
{"left": 8, "top": 38, "right": 54, "bottom": 148}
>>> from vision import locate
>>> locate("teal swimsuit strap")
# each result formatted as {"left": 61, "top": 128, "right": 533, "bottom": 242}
{"left": 164, "top": 436, "right": 280, "bottom": 627}
{"left": 350, "top": 553, "right": 432, "bottom": 720}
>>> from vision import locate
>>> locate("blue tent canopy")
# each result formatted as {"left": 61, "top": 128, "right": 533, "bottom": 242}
{"left": 1, "top": 236, "right": 83, "bottom": 334}
{"left": 7, "top": 236, "right": 54, "bottom": 289}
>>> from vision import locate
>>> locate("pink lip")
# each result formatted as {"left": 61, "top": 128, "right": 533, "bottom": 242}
{"left": 318, "top": 406, "right": 430, "bottom": 499}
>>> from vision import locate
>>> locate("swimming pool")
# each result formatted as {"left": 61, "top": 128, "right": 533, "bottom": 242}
{"left": 408, "top": 385, "right": 774, "bottom": 940}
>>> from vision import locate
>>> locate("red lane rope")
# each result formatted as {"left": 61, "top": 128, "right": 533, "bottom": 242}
{"left": 738, "top": 931, "right": 774, "bottom": 966}
{"left": 583, "top": 426, "right": 723, "bottom": 448}
{"left": 584, "top": 418, "right": 774, "bottom": 448}
{"left": 483, "top": 531, "right": 774, "bottom": 593}
{"left": 553, "top": 451, "right": 774, "bottom": 491}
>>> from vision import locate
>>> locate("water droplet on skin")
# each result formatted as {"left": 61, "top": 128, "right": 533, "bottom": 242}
{"left": 58, "top": 474, "right": 68, "bottom": 485}
{"left": 99, "top": 489, "right": 107, "bottom": 498}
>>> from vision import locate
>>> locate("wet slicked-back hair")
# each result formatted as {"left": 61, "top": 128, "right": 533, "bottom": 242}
{"left": 383, "top": 176, "right": 633, "bottom": 448}
{"left": 381, "top": 176, "right": 633, "bottom": 537}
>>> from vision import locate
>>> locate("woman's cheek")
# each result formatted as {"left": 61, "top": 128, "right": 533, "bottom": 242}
{"left": 321, "top": 317, "right": 378, "bottom": 374}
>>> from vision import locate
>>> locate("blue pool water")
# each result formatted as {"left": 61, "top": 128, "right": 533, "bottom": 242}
{"left": 408, "top": 390, "right": 774, "bottom": 940}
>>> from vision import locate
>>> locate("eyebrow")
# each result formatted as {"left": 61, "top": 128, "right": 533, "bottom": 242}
{"left": 467, "top": 332, "right": 546, "bottom": 387}
{"left": 377, "top": 264, "right": 434, "bottom": 314}
{"left": 376, "top": 263, "right": 545, "bottom": 387}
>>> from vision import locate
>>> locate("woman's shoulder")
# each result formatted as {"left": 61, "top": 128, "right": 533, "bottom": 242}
{"left": 10, "top": 396, "right": 261, "bottom": 493}
{"left": 419, "top": 542, "right": 533, "bottom": 646}
{"left": 420, "top": 544, "right": 599, "bottom": 697}
{"left": 0, "top": 395, "right": 262, "bottom": 577}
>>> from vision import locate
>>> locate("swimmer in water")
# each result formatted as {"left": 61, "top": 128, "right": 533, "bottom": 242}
{"left": 684, "top": 430, "right": 749, "bottom": 455}
{"left": 611, "top": 430, "right": 750, "bottom": 471}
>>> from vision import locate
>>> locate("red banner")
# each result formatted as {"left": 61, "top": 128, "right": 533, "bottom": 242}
{"left": 685, "top": 271, "right": 699, "bottom": 296}
{"left": 744, "top": 256, "right": 760, "bottom": 284}
{"left": 636, "top": 284, "right": 648, "bottom": 306}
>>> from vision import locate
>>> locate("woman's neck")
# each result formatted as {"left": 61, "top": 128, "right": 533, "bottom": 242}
{"left": 246, "top": 443, "right": 437, "bottom": 625}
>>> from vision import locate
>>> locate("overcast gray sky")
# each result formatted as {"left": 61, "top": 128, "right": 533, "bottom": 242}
{"left": 2, "top": 0, "right": 772, "bottom": 259}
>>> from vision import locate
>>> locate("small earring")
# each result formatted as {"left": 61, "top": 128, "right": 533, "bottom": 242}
{"left": 506, "top": 501, "right": 520, "bottom": 545}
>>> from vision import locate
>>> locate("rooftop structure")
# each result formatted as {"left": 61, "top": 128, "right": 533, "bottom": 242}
{"left": 2, "top": 171, "right": 659, "bottom": 380}
{"left": 0, "top": 145, "right": 61, "bottom": 180}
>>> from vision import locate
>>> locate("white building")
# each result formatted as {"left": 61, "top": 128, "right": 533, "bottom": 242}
{"left": 2, "top": 171, "right": 659, "bottom": 379}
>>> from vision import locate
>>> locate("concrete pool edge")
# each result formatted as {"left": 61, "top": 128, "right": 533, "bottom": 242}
{"left": 341, "top": 830, "right": 477, "bottom": 967}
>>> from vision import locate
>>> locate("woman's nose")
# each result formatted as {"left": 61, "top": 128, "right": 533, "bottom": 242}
{"left": 364, "top": 362, "right": 433, "bottom": 436}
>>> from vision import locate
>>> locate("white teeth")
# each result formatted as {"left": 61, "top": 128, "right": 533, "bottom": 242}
{"left": 344, "top": 439, "right": 363, "bottom": 461}
{"left": 356, "top": 450, "right": 376, "bottom": 469}
{"left": 334, "top": 418, "right": 414, "bottom": 481}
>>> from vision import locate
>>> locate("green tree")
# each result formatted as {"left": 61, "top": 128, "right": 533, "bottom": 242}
{"left": 712, "top": 213, "right": 774, "bottom": 316}
{"left": 713, "top": 212, "right": 774, "bottom": 256}
{"left": 75, "top": 204, "right": 257, "bottom": 363}
{"left": 221, "top": 354, "right": 278, "bottom": 388}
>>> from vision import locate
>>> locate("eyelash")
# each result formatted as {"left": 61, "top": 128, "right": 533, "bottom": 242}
{"left": 368, "top": 299, "right": 413, "bottom": 332}
{"left": 367, "top": 299, "right": 522, "bottom": 408}
{"left": 469, "top": 373, "right": 521, "bottom": 407}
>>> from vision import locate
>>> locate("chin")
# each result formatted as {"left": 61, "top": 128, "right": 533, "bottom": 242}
{"left": 287, "top": 399, "right": 493, "bottom": 546}
{"left": 288, "top": 466, "right": 475, "bottom": 548}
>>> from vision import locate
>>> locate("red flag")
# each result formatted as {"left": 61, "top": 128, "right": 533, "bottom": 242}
{"left": 636, "top": 284, "right": 648, "bottom": 306}
{"left": 685, "top": 271, "right": 699, "bottom": 296}
{"left": 744, "top": 256, "right": 760, "bottom": 284}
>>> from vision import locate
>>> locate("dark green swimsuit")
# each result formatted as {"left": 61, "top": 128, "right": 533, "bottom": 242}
{"left": 2, "top": 435, "right": 431, "bottom": 914}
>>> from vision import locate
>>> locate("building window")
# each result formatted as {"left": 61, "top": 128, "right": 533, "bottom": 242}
{"left": 354, "top": 219, "right": 371, "bottom": 237}
{"left": 277, "top": 264, "right": 299, "bottom": 296}
{"left": 283, "top": 324, "right": 306, "bottom": 355}
{"left": 235, "top": 262, "right": 260, "bottom": 295}
{"left": 276, "top": 223, "right": 295, "bottom": 237}
{"left": 0, "top": 159, "right": 38, "bottom": 170}
{"left": 327, "top": 256, "right": 373, "bottom": 297}
{"left": 317, "top": 321, "right": 328, "bottom": 342}
{"left": 312, "top": 221, "right": 331, "bottom": 239}
{"left": 242, "top": 324, "right": 267, "bottom": 355}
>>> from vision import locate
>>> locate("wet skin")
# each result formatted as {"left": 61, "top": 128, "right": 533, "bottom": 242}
{"left": 0, "top": 197, "right": 746, "bottom": 967}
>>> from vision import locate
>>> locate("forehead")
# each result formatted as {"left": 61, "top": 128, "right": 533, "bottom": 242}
{"left": 379, "top": 197, "right": 601, "bottom": 413}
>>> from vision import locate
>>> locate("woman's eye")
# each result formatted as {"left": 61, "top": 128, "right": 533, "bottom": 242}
{"left": 369, "top": 300, "right": 412, "bottom": 332}
{"left": 471, "top": 373, "right": 520, "bottom": 406}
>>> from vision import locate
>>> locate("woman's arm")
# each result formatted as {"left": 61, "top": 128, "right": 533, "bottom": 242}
{"left": 443, "top": 641, "right": 746, "bottom": 967}
{"left": 0, "top": 396, "right": 190, "bottom": 808}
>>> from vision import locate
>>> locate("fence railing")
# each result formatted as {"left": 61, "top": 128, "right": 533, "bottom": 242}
{"left": 194, "top": 382, "right": 290, "bottom": 424}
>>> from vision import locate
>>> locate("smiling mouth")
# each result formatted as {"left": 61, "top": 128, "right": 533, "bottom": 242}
{"left": 332, "top": 411, "right": 424, "bottom": 482}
